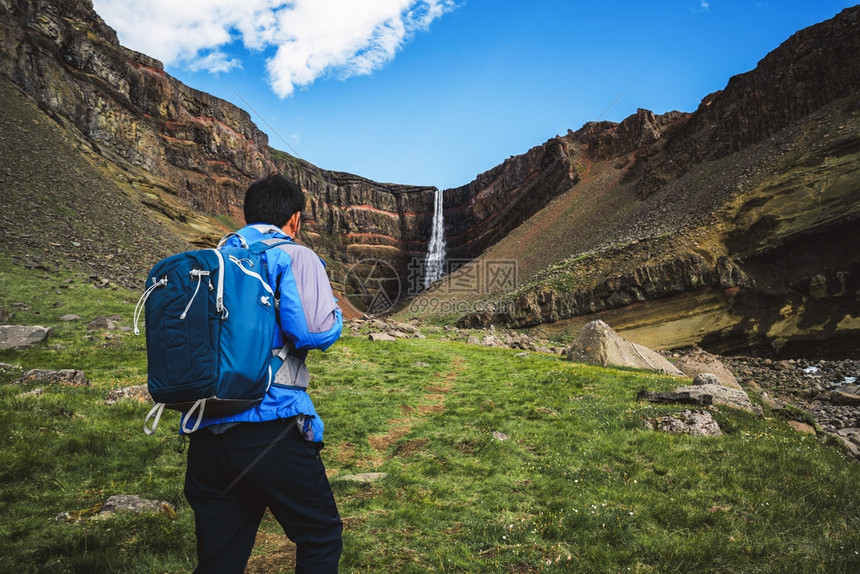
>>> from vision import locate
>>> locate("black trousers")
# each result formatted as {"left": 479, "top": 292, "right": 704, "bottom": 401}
{"left": 184, "top": 419, "right": 342, "bottom": 573}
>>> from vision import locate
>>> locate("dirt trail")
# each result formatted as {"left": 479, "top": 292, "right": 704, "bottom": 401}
{"left": 362, "top": 355, "right": 465, "bottom": 467}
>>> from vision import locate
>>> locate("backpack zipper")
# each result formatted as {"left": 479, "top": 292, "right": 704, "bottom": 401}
{"left": 213, "top": 249, "right": 228, "bottom": 319}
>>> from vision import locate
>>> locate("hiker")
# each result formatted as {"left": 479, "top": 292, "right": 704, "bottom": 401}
{"left": 183, "top": 174, "right": 344, "bottom": 573}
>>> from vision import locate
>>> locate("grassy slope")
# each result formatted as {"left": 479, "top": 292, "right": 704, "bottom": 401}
{"left": 1, "top": 258, "right": 859, "bottom": 574}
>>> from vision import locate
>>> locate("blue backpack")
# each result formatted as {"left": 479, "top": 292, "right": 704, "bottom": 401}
{"left": 134, "top": 236, "right": 292, "bottom": 434}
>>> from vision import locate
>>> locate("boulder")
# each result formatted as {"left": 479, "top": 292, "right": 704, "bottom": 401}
{"left": 97, "top": 495, "right": 176, "bottom": 519}
{"left": 56, "top": 494, "right": 176, "bottom": 522}
{"left": 388, "top": 321, "right": 420, "bottom": 335}
{"left": 15, "top": 369, "right": 88, "bottom": 386}
{"left": 757, "top": 391, "right": 785, "bottom": 411}
{"left": 368, "top": 332, "right": 396, "bottom": 342}
{"left": 87, "top": 316, "right": 116, "bottom": 331}
{"left": 648, "top": 410, "right": 722, "bottom": 436}
{"left": 683, "top": 384, "right": 755, "bottom": 413}
{"left": 639, "top": 383, "right": 758, "bottom": 414}
{"left": 834, "top": 429, "right": 860, "bottom": 458}
{"left": 787, "top": 421, "right": 816, "bottom": 435}
{"left": 0, "top": 325, "right": 52, "bottom": 349}
{"left": 829, "top": 391, "right": 860, "bottom": 407}
{"left": 104, "top": 385, "right": 151, "bottom": 405}
{"left": 675, "top": 347, "right": 742, "bottom": 389}
{"left": 564, "top": 320, "right": 683, "bottom": 376}
{"left": 836, "top": 428, "right": 860, "bottom": 448}
{"left": 692, "top": 373, "right": 721, "bottom": 386}
{"left": 637, "top": 389, "right": 715, "bottom": 407}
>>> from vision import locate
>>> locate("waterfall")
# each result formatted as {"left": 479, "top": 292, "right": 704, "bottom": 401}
{"left": 424, "top": 188, "right": 446, "bottom": 289}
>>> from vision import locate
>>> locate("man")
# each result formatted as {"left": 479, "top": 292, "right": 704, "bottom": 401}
{"left": 183, "top": 174, "right": 343, "bottom": 573}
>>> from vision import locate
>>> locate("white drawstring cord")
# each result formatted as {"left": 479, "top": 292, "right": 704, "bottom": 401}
{"left": 133, "top": 277, "right": 167, "bottom": 335}
{"left": 179, "top": 270, "right": 209, "bottom": 320}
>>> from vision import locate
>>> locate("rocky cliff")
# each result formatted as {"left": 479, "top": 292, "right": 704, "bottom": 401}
{"left": 442, "top": 137, "right": 578, "bottom": 259}
{"left": 450, "top": 6, "right": 860, "bottom": 357}
{"left": 0, "top": 0, "right": 274, "bottom": 218}
{"left": 0, "top": 0, "right": 580, "bottom": 293}
{"left": 625, "top": 6, "right": 860, "bottom": 199}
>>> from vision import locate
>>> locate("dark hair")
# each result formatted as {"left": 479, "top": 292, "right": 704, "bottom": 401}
{"left": 243, "top": 174, "right": 304, "bottom": 227}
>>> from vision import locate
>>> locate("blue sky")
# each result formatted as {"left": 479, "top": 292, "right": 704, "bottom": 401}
{"left": 91, "top": 1, "right": 857, "bottom": 190}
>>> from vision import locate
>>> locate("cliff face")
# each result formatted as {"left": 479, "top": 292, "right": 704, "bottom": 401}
{"left": 571, "top": 108, "right": 690, "bottom": 163}
{"left": 0, "top": 0, "right": 275, "bottom": 218}
{"left": 442, "top": 137, "right": 578, "bottom": 259}
{"left": 273, "top": 139, "right": 578, "bottom": 300}
{"left": 453, "top": 6, "right": 860, "bottom": 356}
{"left": 0, "top": 0, "right": 578, "bottom": 291}
{"left": 626, "top": 6, "right": 860, "bottom": 199}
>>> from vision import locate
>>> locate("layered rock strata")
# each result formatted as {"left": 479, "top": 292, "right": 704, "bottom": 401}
{"left": 458, "top": 6, "right": 860, "bottom": 355}
{"left": 0, "top": 0, "right": 273, "bottom": 216}
{"left": 0, "top": 0, "right": 583, "bottom": 287}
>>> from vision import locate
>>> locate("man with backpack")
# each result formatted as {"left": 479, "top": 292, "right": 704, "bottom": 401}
{"left": 182, "top": 174, "right": 344, "bottom": 573}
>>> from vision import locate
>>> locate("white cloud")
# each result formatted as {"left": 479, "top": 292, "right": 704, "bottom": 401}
{"left": 689, "top": 0, "right": 710, "bottom": 14}
{"left": 187, "top": 51, "right": 243, "bottom": 74}
{"left": 92, "top": 0, "right": 456, "bottom": 97}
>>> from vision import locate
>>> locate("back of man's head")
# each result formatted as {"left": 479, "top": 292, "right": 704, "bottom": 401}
{"left": 244, "top": 174, "right": 304, "bottom": 227}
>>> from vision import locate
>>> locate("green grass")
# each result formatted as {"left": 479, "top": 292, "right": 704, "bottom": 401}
{"left": 213, "top": 213, "right": 241, "bottom": 232}
{"left": 1, "top": 257, "right": 859, "bottom": 573}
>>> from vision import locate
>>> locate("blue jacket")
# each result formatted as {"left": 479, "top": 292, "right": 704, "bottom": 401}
{"left": 195, "top": 224, "right": 343, "bottom": 441}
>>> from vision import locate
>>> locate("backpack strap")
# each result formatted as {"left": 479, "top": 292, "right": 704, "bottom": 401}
{"left": 248, "top": 238, "right": 295, "bottom": 312}
{"left": 248, "top": 238, "right": 295, "bottom": 254}
{"left": 217, "top": 227, "right": 294, "bottom": 251}
{"left": 247, "top": 237, "right": 309, "bottom": 381}
{"left": 180, "top": 400, "right": 207, "bottom": 434}
{"left": 217, "top": 232, "right": 248, "bottom": 249}
{"left": 143, "top": 402, "right": 165, "bottom": 435}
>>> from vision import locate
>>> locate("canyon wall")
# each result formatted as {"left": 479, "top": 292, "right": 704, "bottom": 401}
{"left": 454, "top": 6, "right": 860, "bottom": 355}
{"left": 0, "top": 0, "right": 580, "bottom": 289}
{"left": 0, "top": 0, "right": 272, "bottom": 217}
{"left": 625, "top": 6, "right": 860, "bottom": 199}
